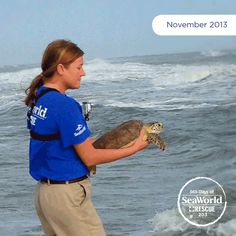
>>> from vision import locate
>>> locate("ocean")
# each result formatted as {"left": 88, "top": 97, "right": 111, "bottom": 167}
{"left": 0, "top": 50, "right": 235, "bottom": 236}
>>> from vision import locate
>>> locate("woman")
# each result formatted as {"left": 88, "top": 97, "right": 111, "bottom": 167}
{"left": 25, "top": 39, "right": 149, "bottom": 236}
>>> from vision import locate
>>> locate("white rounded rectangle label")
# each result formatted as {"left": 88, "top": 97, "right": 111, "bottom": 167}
{"left": 152, "top": 15, "right": 236, "bottom": 36}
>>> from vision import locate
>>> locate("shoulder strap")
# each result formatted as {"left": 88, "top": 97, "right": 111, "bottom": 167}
{"left": 35, "top": 88, "right": 59, "bottom": 103}
{"left": 28, "top": 87, "right": 61, "bottom": 141}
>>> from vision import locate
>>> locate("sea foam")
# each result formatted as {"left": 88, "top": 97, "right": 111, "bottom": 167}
{"left": 150, "top": 208, "right": 236, "bottom": 236}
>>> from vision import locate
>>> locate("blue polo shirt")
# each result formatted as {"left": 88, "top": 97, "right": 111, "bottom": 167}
{"left": 28, "top": 86, "right": 91, "bottom": 181}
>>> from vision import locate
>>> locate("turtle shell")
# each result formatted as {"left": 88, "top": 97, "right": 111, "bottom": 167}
{"left": 93, "top": 120, "right": 144, "bottom": 149}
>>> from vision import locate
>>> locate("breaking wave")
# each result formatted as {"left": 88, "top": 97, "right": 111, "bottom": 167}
{"left": 150, "top": 208, "right": 236, "bottom": 236}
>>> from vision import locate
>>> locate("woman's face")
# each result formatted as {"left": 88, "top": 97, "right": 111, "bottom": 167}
{"left": 61, "top": 56, "right": 85, "bottom": 90}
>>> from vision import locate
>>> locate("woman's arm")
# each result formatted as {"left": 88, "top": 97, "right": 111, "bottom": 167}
{"left": 87, "top": 138, "right": 95, "bottom": 144}
{"left": 74, "top": 130, "right": 149, "bottom": 167}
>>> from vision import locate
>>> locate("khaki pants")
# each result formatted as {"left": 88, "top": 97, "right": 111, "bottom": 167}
{"left": 35, "top": 178, "right": 106, "bottom": 236}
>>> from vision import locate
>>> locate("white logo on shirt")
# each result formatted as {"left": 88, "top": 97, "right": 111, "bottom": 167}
{"left": 30, "top": 105, "right": 48, "bottom": 126}
{"left": 74, "top": 124, "right": 86, "bottom": 136}
{"left": 32, "top": 105, "right": 48, "bottom": 119}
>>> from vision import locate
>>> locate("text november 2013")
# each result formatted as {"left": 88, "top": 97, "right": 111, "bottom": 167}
{"left": 167, "top": 21, "right": 227, "bottom": 28}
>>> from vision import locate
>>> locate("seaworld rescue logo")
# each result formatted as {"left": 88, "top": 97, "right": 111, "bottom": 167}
{"left": 177, "top": 177, "right": 227, "bottom": 227}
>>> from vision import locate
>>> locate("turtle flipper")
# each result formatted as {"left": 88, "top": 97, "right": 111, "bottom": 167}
{"left": 147, "top": 133, "right": 166, "bottom": 151}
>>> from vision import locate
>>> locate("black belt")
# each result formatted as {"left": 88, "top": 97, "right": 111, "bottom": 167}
{"left": 40, "top": 175, "right": 88, "bottom": 184}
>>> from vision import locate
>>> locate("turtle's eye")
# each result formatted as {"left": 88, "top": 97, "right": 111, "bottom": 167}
{"left": 152, "top": 126, "right": 158, "bottom": 131}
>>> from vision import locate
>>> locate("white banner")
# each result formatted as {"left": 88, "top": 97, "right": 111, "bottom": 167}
{"left": 152, "top": 15, "right": 236, "bottom": 36}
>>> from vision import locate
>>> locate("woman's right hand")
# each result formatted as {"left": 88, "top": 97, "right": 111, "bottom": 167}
{"left": 132, "top": 129, "right": 150, "bottom": 152}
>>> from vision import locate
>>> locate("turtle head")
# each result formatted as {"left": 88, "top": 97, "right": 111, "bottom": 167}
{"left": 145, "top": 122, "right": 164, "bottom": 134}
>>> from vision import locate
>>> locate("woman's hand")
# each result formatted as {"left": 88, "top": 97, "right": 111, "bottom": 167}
{"left": 132, "top": 129, "right": 150, "bottom": 152}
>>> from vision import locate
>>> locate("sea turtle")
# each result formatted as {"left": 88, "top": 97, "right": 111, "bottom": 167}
{"left": 90, "top": 120, "right": 166, "bottom": 175}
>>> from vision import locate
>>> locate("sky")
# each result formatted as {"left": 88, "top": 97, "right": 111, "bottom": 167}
{"left": 0, "top": 0, "right": 236, "bottom": 66}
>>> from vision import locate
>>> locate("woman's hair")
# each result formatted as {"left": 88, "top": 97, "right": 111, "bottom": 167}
{"left": 24, "top": 39, "right": 84, "bottom": 106}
